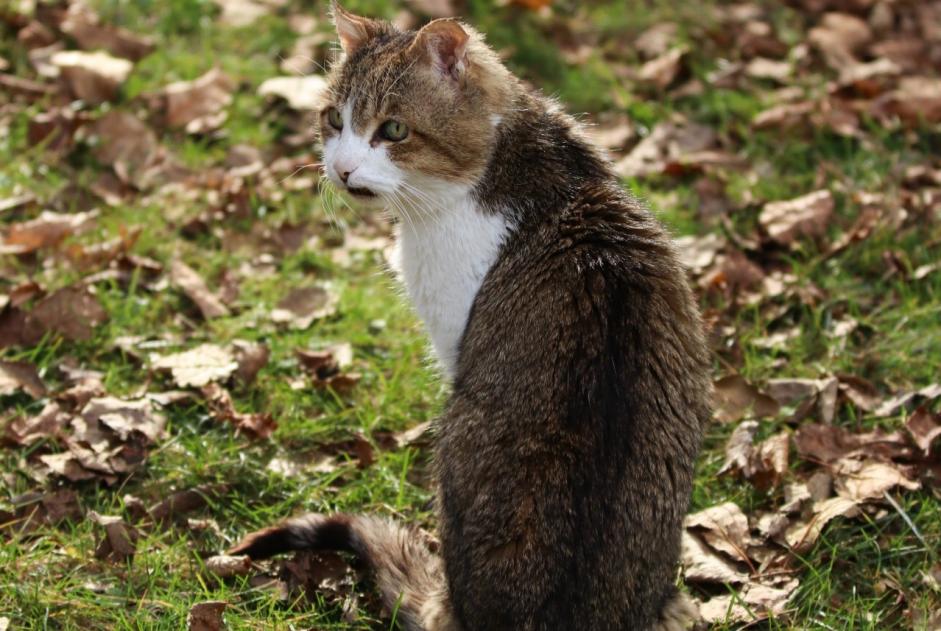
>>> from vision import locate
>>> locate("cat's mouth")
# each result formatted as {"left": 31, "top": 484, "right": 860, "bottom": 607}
{"left": 346, "top": 186, "right": 377, "bottom": 199}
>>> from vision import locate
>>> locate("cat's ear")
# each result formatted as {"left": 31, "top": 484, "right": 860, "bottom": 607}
{"left": 411, "top": 19, "right": 470, "bottom": 83}
{"left": 331, "top": 1, "right": 383, "bottom": 54}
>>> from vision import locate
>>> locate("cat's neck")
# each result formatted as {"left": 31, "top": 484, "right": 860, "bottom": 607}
{"left": 474, "top": 92, "right": 611, "bottom": 225}
{"left": 391, "top": 186, "right": 510, "bottom": 379}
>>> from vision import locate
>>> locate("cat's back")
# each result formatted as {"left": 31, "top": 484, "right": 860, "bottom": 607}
{"left": 437, "top": 183, "right": 710, "bottom": 630}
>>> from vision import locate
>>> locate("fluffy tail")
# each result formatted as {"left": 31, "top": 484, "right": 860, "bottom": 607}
{"left": 229, "top": 513, "right": 458, "bottom": 631}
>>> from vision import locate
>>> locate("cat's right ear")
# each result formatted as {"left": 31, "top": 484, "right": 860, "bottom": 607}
{"left": 331, "top": 1, "right": 382, "bottom": 55}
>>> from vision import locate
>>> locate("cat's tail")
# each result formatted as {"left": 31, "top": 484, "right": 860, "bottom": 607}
{"left": 229, "top": 513, "right": 459, "bottom": 631}
{"left": 653, "top": 588, "right": 700, "bottom": 631}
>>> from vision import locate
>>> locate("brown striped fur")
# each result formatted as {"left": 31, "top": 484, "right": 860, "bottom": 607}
{"left": 233, "top": 4, "right": 710, "bottom": 629}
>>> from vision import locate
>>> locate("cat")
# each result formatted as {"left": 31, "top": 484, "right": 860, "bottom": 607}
{"left": 231, "top": 4, "right": 712, "bottom": 630}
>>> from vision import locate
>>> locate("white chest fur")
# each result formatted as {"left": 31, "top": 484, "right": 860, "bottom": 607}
{"left": 391, "top": 194, "right": 510, "bottom": 379}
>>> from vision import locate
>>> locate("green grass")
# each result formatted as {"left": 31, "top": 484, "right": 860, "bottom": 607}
{"left": 2, "top": 0, "right": 940, "bottom": 628}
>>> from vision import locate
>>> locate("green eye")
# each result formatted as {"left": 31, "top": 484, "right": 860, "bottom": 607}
{"left": 379, "top": 120, "right": 409, "bottom": 142}
{"left": 326, "top": 107, "right": 343, "bottom": 130}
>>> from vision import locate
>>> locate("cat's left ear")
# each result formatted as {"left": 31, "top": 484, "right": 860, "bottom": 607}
{"left": 411, "top": 18, "right": 470, "bottom": 83}
{"left": 332, "top": 1, "right": 383, "bottom": 54}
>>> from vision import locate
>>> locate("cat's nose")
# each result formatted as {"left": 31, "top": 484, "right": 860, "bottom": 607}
{"left": 340, "top": 170, "right": 351, "bottom": 184}
{"left": 338, "top": 165, "right": 356, "bottom": 184}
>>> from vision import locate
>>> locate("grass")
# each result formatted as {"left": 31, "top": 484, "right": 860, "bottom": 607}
{"left": 2, "top": 0, "right": 940, "bottom": 628}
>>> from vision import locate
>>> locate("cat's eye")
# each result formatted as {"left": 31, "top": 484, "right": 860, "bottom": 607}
{"left": 326, "top": 107, "right": 343, "bottom": 130}
{"left": 378, "top": 120, "right": 409, "bottom": 142}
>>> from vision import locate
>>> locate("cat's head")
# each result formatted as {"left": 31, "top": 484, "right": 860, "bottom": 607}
{"left": 319, "top": 3, "right": 514, "bottom": 209}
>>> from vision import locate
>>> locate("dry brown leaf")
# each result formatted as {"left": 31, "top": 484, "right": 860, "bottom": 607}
{"left": 698, "top": 579, "right": 799, "bottom": 624}
{"left": 0, "top": 359, "right": 46, "bottom": 398}
{"left": 205, "top": 554, "right": 252, "bottom": 578}
{"left": 31, "top": 285, "right": 108, "bottom": 342}
{"left": 201, "top": 382, "right": 276, "bottom": 439}
{"left": 808, "top": 12, "right": 871, "bottom": 71}
{"left": 152, "top": 344, "right": 238, "bottom": 388}
{"left": 0, "top": 489, "right": 82, "bottom": 534}
{"left": 258, "top": 75, "right": 328, "bottom": 111}
{"left": 719, "top": 422, "right": 790, "bottom": 490}
{"left": 272, "top": 286, "right": 338, "bottom": 330}
{"left": 296, "top": 344, "right": 360, "bottom": 393}
{"left": 745, "top": 57, "right": 792, "bottom": 82}
{"left": 91, "top": 111, "right": 186, "bottom": 190}
{"left": 680, "top": 531, "right": 748, "bottom": 585}
{"left": 170, "top": 260, "right": 231, "bottom": 320}
{"left": 872, "top": 77, "right": 941, "bottom": 126}
{"left": 784, "top": 496, "right": 860, "bottom": 552}
{"left": 232, "top": 340, "right": 269, "bottom": 385}
{"left": 753, "top": 101, "right": 816, "bottom": 131}
{"left": 214, "top": 0, "right": 270, "bottom": 26}
{"left": 149, "top": 484, "right": 228, "bottom": 524}
{"left": 794, "top": 423, "right": 912, "bottom": 465}
{"left": 51, "top": 50, "right": 133, "bottom": 104}
{"left": 90, "top": 511, "right": 139, "bottom": 562}
{"left": 634, "top": 22, "right": 678, "bottom": 59}
{"left": 614, "top": 118, "right": 718, "bottom": 179}
{"left": 906, "top": 406, "right": 941, "bottom": 455}
{"left": 5, "top": 401, "right": 70, "bottom": 446}
{"left": 674, "top": 233, "right": 726, "bottom": 274}
{"left": 155, "top": 68, "right": 234, "bottom": 134}
{"left": 638, "top": 47, "right": 687, "bottom": 90}
{"left": 760, "top": 190, "right": 834, "bottom": 245}
{"left": 714, "top": 375, "right": 780, "bottom": 423}
{"left": 833, "top": 459, "right": 920, "bottom": 501}
{"left": 685, "top": 502, "right": 753, "bottom": 563}
{"left": 60, "top": 3, "right": 155, "bottom": 61}
{"left": 1, "top": 210, "right": 98, "bottom": 254}
{"left": 187, "top": 601, "right": 226, "bottom": 631}
{"left": 874, "top": 384, "right": 941, "bottom": 417}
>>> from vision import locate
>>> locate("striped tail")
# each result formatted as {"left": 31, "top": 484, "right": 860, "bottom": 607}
{"left": 230, "top": 513, "right": 459, "bottom": 631}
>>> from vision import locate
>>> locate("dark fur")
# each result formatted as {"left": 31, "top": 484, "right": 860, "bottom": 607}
{"left": 234, "top": 9, "right": 711, "bottom": 631}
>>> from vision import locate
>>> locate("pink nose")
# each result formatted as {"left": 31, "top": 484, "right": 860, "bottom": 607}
{"left": 337, "top": 165, "right": 356, "bottom": 184}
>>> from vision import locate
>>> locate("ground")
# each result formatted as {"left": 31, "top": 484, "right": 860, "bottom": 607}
{"left": 1, "top": 0, "right": 940, "bottom": 629}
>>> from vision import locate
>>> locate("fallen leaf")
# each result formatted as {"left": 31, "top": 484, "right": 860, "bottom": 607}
{"left": 170, "top": 260, "right": 231, "bottom": 319}
{"left": 205, "top": 554, "right": 252, "bottom": 578}
{"left": 906, "top": 405, "right": 941, "bottom": 455}
{"left": 698, "top": 579, "right": 799, "bottom": 624}
{"left": 719, "top": 422, "right": 790, "bottom": 490}
{"left": 232, "top": 340, "right": 269, "bottom": 385}
{"left": 149, "top": 484, "right": 228, "bottom": 524}
{"left": 155, "top": 68, "right": 234, "bottom": 134}
{"left": 201, "top": 382, "right": 276, "bottom": 439}
{"left": 214, "top": 0, "right": 270, "bottom": 26}
{"left": 614, "top": 118, "right": 719, "bottom": 179}
{"left": 60, "top": 3, "right": 155, "bottom": 61}
{"left": 680, "top": 531, "right": 748, "bottom": 584}
{"left": 5, "top": 401, "right": 70, "bottom": 446}
{"left": 794, "top": 423, "right": 912, "bottom": 465}
{"left": 874, "top": 384, "right": 941, "bottom": 417}
{"left": 187, "top": 601, "right": 226, "bottom": 631}
{"left": 90, "top": 111, "right": 186, "bottom": 190}
{"left": 271, "top": 286, "right": 338, "bottom": 330}
{"left": 833, "top": 459, "right": 920, "bottom": 501}
{"left": 634, "top": 22, "right": 678, "bottom": 59}
{"left": 31, "top": 285, "right": 108, "bottom": 342}
{"left": 90, "top": 511, "right": 138, "bottom": 562}
{"left": 51, "top": 50, "right": 133, "bottom": 104}
{"left": 759, "top": 190, "right": 834, "bottom": 245}
{"left": 685, "top": 502, "right": 753, "bottom": 563}
{"left": 296, "top": 344, "right": 360, "bottom": 393}
{"left": 0, "top": 359, "right": 46, "bottom": 398}
{"left": 638, "top": 47, "right": 687, "bottom": 90}
{"left": 714, "top": 375, "right": 780, "bottom": 423}
{"left": 784, "top": 496, "right": 860, "bottom": 552}
{"left": 258, "top": 75, "right": 328, "bottom": 111}
{"left": 872, "top": 77, "right": 941, "bottom": 126}
{"left": 152, "top": 344, "right": 238, "bottom": 388}
{"left": 1, "top": 210, "right": 98, "bottom": 254}
{"left": 808, "top": 12, "right": 871, "bottom": 71}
